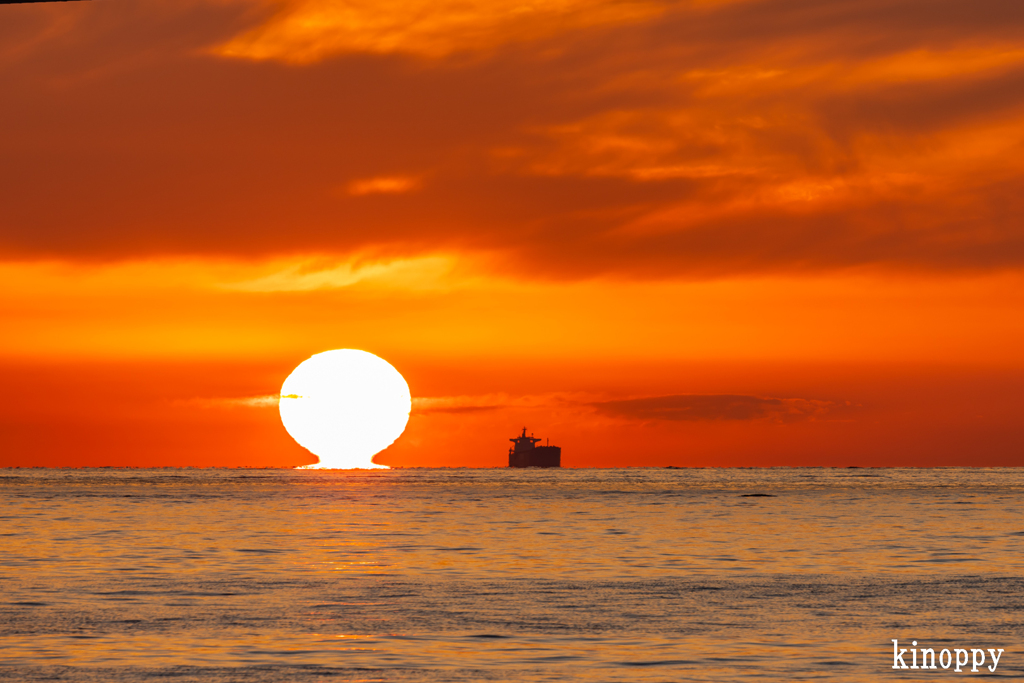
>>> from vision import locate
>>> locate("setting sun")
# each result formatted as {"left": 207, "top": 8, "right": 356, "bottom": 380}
{"left": 279, "top": 349, "right": 411, "bottom": 469}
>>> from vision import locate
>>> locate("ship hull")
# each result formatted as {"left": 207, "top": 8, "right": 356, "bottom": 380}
{"left": 509, "top": 446, "right": 561, "bottom": 468}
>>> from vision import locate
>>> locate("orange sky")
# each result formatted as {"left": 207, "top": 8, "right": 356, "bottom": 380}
{"left": 1, "top": 0, "right": 1023, "bottom": 467}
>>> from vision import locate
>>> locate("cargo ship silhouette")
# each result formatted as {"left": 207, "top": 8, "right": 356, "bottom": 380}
{"left": 508, "top": 427, "right": 561, "bottom": 468}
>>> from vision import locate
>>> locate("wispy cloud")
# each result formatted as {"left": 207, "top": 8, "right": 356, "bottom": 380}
{"left": 412, "top": 393, "right": 559, "bottom": 414}
{"left": 221, "top": 255, "right": 452, "bottom": 292}
{"left": 347, "top": 176, "right": 420, "bottom": 196}
{"left": 214, "top": 0, "right": 664, "bottom": 62}
{"left": 413, "top": 392, "right": 852, "bottom": 423}
{"left": 591, "top": 394, "right": 848, "bottom": 422}
{"left": 184, "top": 395, "right": 280, "bottom": 409}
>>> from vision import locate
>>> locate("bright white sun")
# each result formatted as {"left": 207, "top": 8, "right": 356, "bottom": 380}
{"left": 279, "top": 349, "right": 411, "bottom": 469}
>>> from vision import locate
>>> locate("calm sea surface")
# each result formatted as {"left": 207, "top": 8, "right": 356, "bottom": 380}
{"left": 1, "top": 468, "right": 1022, "bottom": 681}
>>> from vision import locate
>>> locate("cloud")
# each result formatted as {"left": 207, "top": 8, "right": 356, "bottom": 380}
{"left": 413, "top": 392, "right": 851, "bottom": 424}
{"left": 214, "top": 0, "right": 664, "bottom": 62}
{"left": 591, "top": 394, "right": 844, "bottom": 422}
{"left": 3, "top": 0, "right": 1024, "bottom": 278}
{"left": 413, "top": 403, "right": 503, "bottom": 415}
{"left": 222, "top": 255, "right": 452, "bottom": 292}
{"left": 186, "top": 395, "right": 280, "bottom": 408}
{"left": 412, "top": 393, "right": 556, "bottom": 414}
{"left": 347, "top": 175, "right": 420, "bottom": 196}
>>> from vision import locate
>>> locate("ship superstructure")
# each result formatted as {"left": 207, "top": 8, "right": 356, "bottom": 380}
{"left": 508, "top": 427, "right": 561, "bottom": 468}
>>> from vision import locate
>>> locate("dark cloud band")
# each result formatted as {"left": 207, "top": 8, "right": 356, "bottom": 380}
{"left": 2, "top": 0, "right": 1023, "bottom": 277}
{"left": 591, "top": 394, "right": 843, "bottom": 422}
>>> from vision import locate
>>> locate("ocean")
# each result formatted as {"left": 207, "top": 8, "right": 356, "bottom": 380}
{"left": 1, "top": 468, "right": 1021, "bottom": 681}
